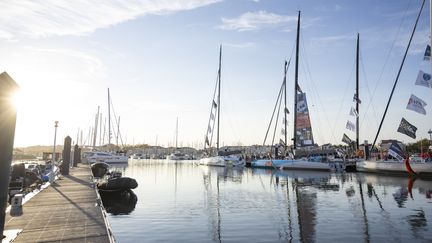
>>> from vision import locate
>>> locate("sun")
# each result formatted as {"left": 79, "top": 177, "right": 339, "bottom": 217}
{"left": 9, "top": 89, "right": 23, "bottom": 110}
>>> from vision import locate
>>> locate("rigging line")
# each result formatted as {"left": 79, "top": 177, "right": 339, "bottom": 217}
{"left": 299, "top": 36, "right": 334, "bottom": 143}
{"left": 271, "top": 88, "right": 284, "bottom": 157}
{"left": 365, "top": 0, "right": 413, "bottom": 128}
{"left": 109, "top": 97, "right": 124, "bottom": 147}
{"left": 298, "top": 47, "right": 325, "bottom": 144}
{"left": 372, "top": 0, "right": 426, "bottom": 149}
{"left": 330, "top": 58, "right": 356, "bottom": 140}
{"left": 263, "top": 59, "right": 292, "bottom": 146}
{"left": 205, "top": 70, "right": 220, "bottom": 150}
{"left": 263, "top": 76, "right": 285, "bottom": 146}
{"left": 359, "top": 51, "right": 380, "bottom": 129}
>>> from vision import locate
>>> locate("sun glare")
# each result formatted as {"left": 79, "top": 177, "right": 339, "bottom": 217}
{"left": 10, "top": 89, "right": 23, "bottom": 110}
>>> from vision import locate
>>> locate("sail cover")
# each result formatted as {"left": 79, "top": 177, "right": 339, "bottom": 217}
{"left": 296, "top": 92, "right": 314, "bottom": 147}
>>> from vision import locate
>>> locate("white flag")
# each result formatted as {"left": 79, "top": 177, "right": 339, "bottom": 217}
{"left": 415, "top": 70, "right": 432, "bottom": 88}
{"left": 346, "top": 120, "right": 356, "bottom": 132}
{"left": 349, "top": 107, "right": 358, "bottom": 117}
{"left": 406, "top": 94, "right": 427, "bottom": 115}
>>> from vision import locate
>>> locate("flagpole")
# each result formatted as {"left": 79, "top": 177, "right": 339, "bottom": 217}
{"left": 216, "top": 45, "right": 221, "bottom": 152}
{"left": 283, "top": 60, "right": 288, "bottom": 155}
{"left": 371, "top": 0, "right": 425, "bottom": 150}
{"left": 356, "top": 33, "right": 360, "bottom": 150}
{"left": 293, "top": 11, "right": 300, "bottom": 151}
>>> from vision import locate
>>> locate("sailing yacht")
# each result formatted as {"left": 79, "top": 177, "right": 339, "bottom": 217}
{"left": 167, "top": 117, "right": 191, "bottom": 160}
{"left": 251, "top": 12, "right": 334, "bottom": 171}
{"left": 356, "top": 0, "right": 432, "bottom": 176}
{"left": 88, "top": 88, "right": 128, "bottom": 164}
{"left": 199, "top": 45, "right": 244, "bottom": 167}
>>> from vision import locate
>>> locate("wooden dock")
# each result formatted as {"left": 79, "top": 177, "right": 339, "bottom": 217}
{"left": 3, "top": 163, "right": 114, "bottom": 242}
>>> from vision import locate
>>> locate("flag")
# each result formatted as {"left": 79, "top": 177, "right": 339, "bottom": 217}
{"left": 397, "top": 117, "right": 417, "bottom": 139}
{"left": 388, "top": 141, "right": 404, "bottom": 162}
{"left": 406, "top": 94, "right": 427, "bottom": 115}
{"left": 353, "top": 94, "right": 361, "bottom": 104}
{"left": 349, "top": 107, "right": 358, "bottom": 117}
{"left": 281, "top": 128, "right": 285, "bottom": 135}
{"left": 346, "top": 120, "right": 356, "bottom": 132}
{"left": 296, "top": 84, "right": 302, "bottom": 92}
{"left": 207, "top": 125, "right": 212, "bottom": 134}
{"left": 342, "top": 133, "right": 352, "bottom": 144}
{"left": 205, "top": 136, "right": 210, "bottom": 146}
{"left": 279, "top": 138, "right": 286, "bottom": 147}
{"left": 210, "top": 112, "right": 215, "bottom": 120}
{"left": 424, "top": 45, "right": 431, "bottom": 61}
{"left": 285, "top": 107, "right": 290, "bottom": 114}
{"left": 212, "top": 100, "right": 218, "bottom": 108}
{"left": 415, "top": 70, "right": 432, "bottom": 88}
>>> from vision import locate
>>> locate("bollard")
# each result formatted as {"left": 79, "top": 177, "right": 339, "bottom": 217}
{"left": 78, "top": 148, "right": 82, "bottom": 163}
{"left": 0, "top": 72, "right": 19, "bottom": 239}
{"left": 61, "top": 136, "right": 71, "bottom": 175}
{"left": 73, "top": 144, "right": 79, "bottom": 167}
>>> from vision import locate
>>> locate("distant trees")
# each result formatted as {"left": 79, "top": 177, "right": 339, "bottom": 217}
{"left": 406, "top": 139, "right": 431, "bottom": 154}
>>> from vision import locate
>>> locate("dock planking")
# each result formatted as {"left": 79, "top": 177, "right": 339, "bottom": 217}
{"left": 4, "top": 163, "right": 113, "bottom": 243}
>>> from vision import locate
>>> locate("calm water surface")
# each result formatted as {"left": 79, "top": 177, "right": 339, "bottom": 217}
{"left": 107, "top": 159, "right": 432, "bottom": 243}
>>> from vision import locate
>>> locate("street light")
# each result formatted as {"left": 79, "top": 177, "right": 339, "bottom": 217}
{"left": 428, "top": 129, "right": 432, "bottom": 142}
{"left": 51, "top": 121, "right": 59, "bottom": 183}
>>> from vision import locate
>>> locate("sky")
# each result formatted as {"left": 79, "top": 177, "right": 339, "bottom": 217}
{"left": 1, "top": 0, "right": 431, "bottom": 148}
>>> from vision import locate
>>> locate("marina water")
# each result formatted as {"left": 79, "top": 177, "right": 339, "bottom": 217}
{"left": 108, "top": 159, "right": 432, "bottom": 242}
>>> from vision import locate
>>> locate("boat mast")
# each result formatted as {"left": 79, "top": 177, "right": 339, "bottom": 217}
{"left": 371, "top": 0, "right": 425, "bottom": 150}
{"left": 356, "top": 33, "right": 360, "bottom": 150}
{"left": 176, "top": 117, "right": 178, "bottom": 148}
{"left": 293, "top": 11, "right": 300, "bottom": 150}
{"left": 216, "top": 45, "right": 222, "bottom": 152}
{"left": 108, "top": 88, "right": 111, "bottom": 148}
{"left": 92, "top": 106, "right": 100, "bottom": 150}
{"left": 430, "top": 0, "right": 432, "bottom": 71}
{"left": 283, "top": 60, "right": 288, "bottom": 154}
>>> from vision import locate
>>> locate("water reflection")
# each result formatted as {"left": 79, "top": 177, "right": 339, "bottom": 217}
{"left": 107, "top": 160, "right": 432, "bottom": 243}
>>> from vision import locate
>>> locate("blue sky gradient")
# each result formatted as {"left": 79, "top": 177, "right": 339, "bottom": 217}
{"left": 1, "top": 0, "right": 431, "bottom": 147}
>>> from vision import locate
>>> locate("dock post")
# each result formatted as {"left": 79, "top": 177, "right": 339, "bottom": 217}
{"left": 73, "top": 144, "right": 79, "bottom": 167}
{"left": 0, "top": 72, "right": 19, "bottom": 239}
{"left": 61, "top": 136, "right": 71, "bottom": 175}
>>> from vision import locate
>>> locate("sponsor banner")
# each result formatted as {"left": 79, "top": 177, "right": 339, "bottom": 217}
{"left": 397, "top": 117, "right": 417, "bottom": 139}
{"left": 406, "top": 94, "right": 427, "bottom": 115}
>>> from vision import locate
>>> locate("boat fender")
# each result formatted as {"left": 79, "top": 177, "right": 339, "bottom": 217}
{"left": 404, "top": 157, "right": 417, "bottom": 176}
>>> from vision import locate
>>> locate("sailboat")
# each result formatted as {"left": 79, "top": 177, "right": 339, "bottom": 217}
{"left": 86, "top": 88, "right": 128, "bottom": 164}
{"left": 167, "top": 117, "right": 191, "bottom": 160}
{"left": 251, "top": 12, "right": 333, "bottom": 171}
{"left": 199, "top": 45, "right": 244, "bottom": 167}
{"left": 356, "top": 0, "right": 432, "bottom": 176}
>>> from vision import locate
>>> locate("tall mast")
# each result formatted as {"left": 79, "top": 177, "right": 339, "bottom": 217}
{"left": 293, "top": 11, "right": 301, "bottom": 150}
{"left": 371, "top": 0, "right": 425, "bottom": 149}
{"left": 108, "top": 88, "right": 111, "bottom": 147}
{"left": 216, "top": 45, "right": 222, "bottom": 152}
{"left": 92, "top": 106, "right": 100, "bottom": 150}
{"left": 283, "top": 60, "right": 288, "bottom": 154}
{"left": 356, "top": 33, "right": 360, "bottom": 150}
{"left": 176, "top": 117, "right": 178, "bottom": 148}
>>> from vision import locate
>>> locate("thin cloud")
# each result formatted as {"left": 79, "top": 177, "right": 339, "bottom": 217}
{"left": 315, "top": 4, "right": 342, "bottom": 12}
{"left": 25, "top": 46, "right": 104, "bottom": 73}
{"left": 311, "top": 34, "right": 355, "bottom": 45}
{"left": 219, "top": 11, "right": 297, "bottom": 32}
{"left": 0, "top": 0, "right": 221, "bottom": 40}
{"left": 224, "top": 42, "right": 256, "bottom": 48}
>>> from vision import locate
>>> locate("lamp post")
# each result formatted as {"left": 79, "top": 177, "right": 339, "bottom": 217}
{"left": 51, "top": 121, "right": 59, "bottom": 183}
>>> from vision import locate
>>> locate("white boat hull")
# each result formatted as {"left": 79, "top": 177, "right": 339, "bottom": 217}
{"left": 199, "top": 156, "right": 244, "bottom": 167}
{"left": 356, "top": 160, "right": 432, "bottom": 176}
{"left": 252, "top": 159, "right": 332, "bottom": 171}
